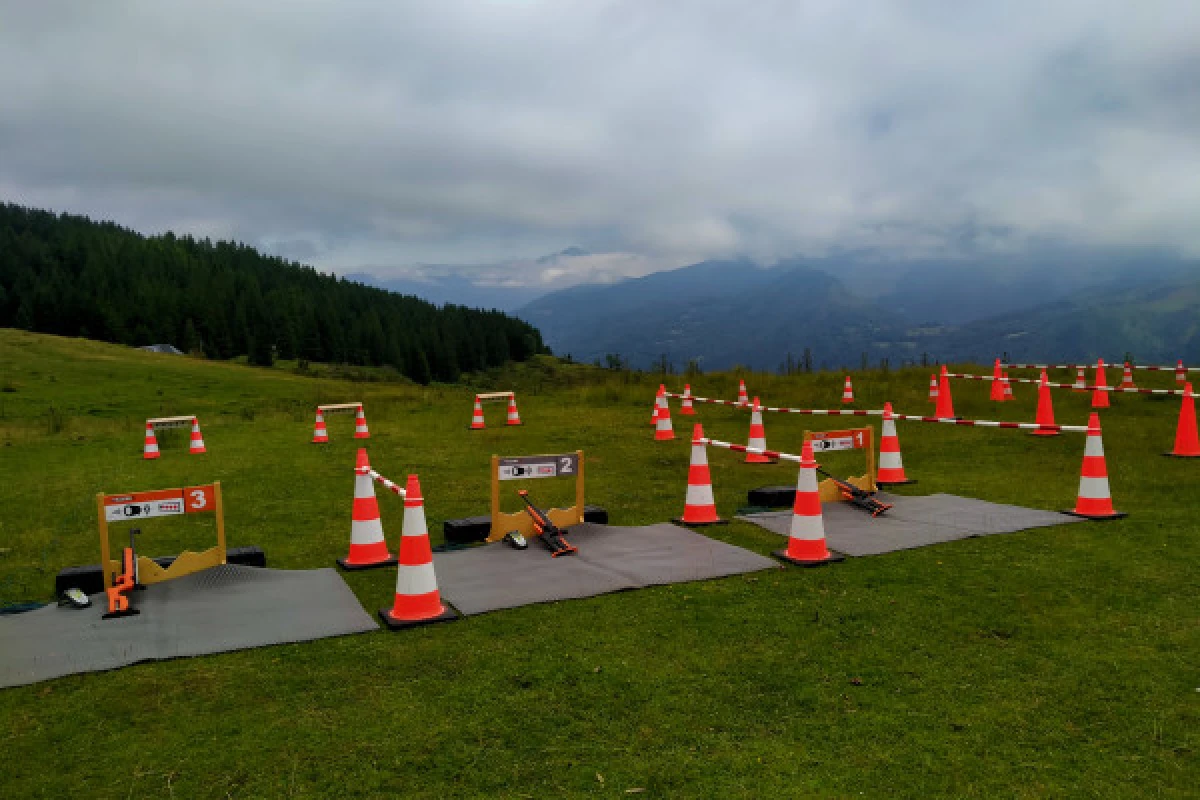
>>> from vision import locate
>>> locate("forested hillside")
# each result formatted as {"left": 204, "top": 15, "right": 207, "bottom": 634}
{"left": 0, "top": 203, "right": 545, "bottom": 383}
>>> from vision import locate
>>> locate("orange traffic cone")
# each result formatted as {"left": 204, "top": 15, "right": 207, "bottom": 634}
{"left": 650, "top": 394, "right": 660, "bottom": 426}
{"left": 338, "top": 449, "right": 397, "bottom": 570}
{"left": 774, "top": 439, "right": 844, "bottom": 567}
{"left": 1032, "top": 370, "right": 1059, "bottom": 436}
{"left": 841, "top": 376, "right": 854, "bottom": 404}
{"left": 928, "top": 374, "right": 939, "bottom": 403}
{"left": 1120, "top": 362, "right": 1136, "bottom": 390}
{"left": 876, "top": 402, "right": 914, "bottom": 485}
{"left": 680, "top": 384, "right": 695, "bottom": 415}
{"left": 935, "top": 365, "right": 955, "bottom": 419}
{"left": 469, "top": 396, "right": 486, "bottom": 430}
{"left": 1176, "top": 360, "right": 1187, "bottom": 387}
{"left": 1072, "top": 367, "right": 1088, "bottom": 392}
{"left": 1165, "top": 382, "right": 1200, "bottom": 458}
{"left": 189, "top": 417, "right": 206, "bottom": 454}
{"left": 674, "top": 424, "right": 725, "bottom": 525}
{"left": 142, "top": 422, "right": 160, "bottom": 460}
{"left": 506, "top": 395, "right": 522, "bottom": 426}
{"left": 1064, "top": 413, "right": 1125, "bottom": 519}
{"left": 736, "top": 379, "right": 749, "bottom": 406}
{"left": 745, "top": 397, "right": 773, "bottom": 463}
{"left": 990, "top": 359, "right": 1005, "bottom": 402}
{"left": 354, "top": 405, "right": 370, "bottom": 439}
{"left": 1092, "top": 359, "right": 1111, "bottom": 409}
{"left": 379, "top": 474, "right": 458, "bottom": 629}
{"left": 654, "top": 392, "right": 675, "bottom": 441}
{"left": 312, "top": 409, "right": 329, "bottom": 443}
{"left": 1001, "top": 370, "right": 1014, "bottom": 402}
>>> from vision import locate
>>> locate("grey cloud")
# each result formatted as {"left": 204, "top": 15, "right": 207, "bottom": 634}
{"left": 1, "top": 0, "right": 1198, "bottom": 286}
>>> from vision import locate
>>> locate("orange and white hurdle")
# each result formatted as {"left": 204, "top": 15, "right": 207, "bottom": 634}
{"left": 469, "top": 391, "right": 522, "bottom": 430}
{"left": 314, "top": 402, "right": 369, "bottom": 442}
{"left": 144, "top": 415, "right": 205, "bottom": 459}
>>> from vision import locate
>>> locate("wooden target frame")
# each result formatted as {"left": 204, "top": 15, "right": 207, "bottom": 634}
{"left": 488, "top": 450, "right": 584, "bottom": 542}
{"left": 802, "top": 427, "right": 876, "bottom": 502}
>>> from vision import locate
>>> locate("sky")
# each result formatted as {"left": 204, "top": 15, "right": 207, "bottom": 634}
{"left": 2, "top": 1, "right": 1199, "bottom": 290}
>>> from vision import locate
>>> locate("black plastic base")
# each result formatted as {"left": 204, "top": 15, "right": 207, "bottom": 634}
{"left": 772, "top": 549, "right": 846, "bottom": 567}
{"left": 56, "top": 545, "right": 267, "bottom": 596}
{"left": 671, "top": 517, "right": 728, "bottom": 527}
{"left": 102, "top": 607, "right": 141, "bottom": 620}
{"left": 336, "top": 556, "right": 398, "bottom": 571}
{"left": 875, "top": 479, "right": 917, "bottom": 487}
{"left": 1029, "top": 430, "right": 1061, "bottom": 437}
{"left": 378, "top": 605, "right": 460, "bottom": 630}
{"left": 1061, "top": 510, "right": 1128, "bottom": 521}
{"left": 443, "top": 505, "right": 609, "bottom": 544}
{"left": 1163, "top": 452, "right": 1200, "bottom": 458}
{"left": 468, "top": 426, "right": 486, "bottom": 431}
{"left": 747, "top": 486, "right": 796, "bottom": 508}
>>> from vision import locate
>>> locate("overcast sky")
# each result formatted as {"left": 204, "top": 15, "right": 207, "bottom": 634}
{"left": 2, "top": 1, "right": 1198, "bottom": 288}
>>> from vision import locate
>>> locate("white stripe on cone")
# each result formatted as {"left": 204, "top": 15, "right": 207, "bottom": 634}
{"left": 685, "top": 482, "right": 716, "bottom": 507}
{"left": 1078, "top": 475, "right": 1112, "bottom": 499}
{"left": 395, "top": 562, "right": 438, "bottom": 597}
{"left": 351, "top": 471, "right": 386, "bottom": 546}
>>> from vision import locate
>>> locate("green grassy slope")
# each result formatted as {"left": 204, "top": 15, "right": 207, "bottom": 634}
{"left": 0, "top": 329, "right": 1195, "bottom": 798}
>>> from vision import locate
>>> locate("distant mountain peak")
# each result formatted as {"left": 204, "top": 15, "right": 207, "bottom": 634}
{"left": 536, "top": 246, "right": 590, "bottom": 264}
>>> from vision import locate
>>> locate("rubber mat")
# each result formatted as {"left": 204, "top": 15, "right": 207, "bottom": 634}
{"left": 433, "top": 522, "right": 778, "bottom": 616}
{"left": 0, "top": 565, "right": 377, "bottom": 689}
{"left": 737, "top": 493, "right": 1085, "bottom": 556}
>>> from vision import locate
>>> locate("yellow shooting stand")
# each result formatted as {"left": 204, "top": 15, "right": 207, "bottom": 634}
{"left": 802, "top": 428, "right": 877, "bottom": 503}
{"left": 488, "top": 451, "right": 585, "bottom": 542}
{"left": 96, "top": 482, "right": 227, "bottom": 589}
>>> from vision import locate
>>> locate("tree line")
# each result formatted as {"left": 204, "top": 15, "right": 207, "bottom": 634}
{"left": 0, "top": 203, "right": 546, "bottom": 382}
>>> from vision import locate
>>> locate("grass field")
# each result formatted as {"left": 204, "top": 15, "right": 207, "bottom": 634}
{"left": 0, "top": 328, "right": 1196, "bottom": 798}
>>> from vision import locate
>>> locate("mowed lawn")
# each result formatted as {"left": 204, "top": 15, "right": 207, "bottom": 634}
{"left": 0, "top": 329, "right": 1195, "bottom": 798}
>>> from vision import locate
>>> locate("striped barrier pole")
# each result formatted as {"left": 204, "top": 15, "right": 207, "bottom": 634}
{"left": 357, "top": 466, "right": 408, "bottom": 498}
{"left": 946, "top": 373, "right": 1198, "bottom": 397}
{"left": 1004, "top": 362, "right": 1200, "bottom": 373}
{"left": 699, "top": 438, "right": 805, "bottom": 463}
{"left": 664, "top": 392, "right": 884, "bottom": 416}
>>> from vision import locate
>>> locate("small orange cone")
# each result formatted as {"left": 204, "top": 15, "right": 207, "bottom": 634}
{"left": 354, "top": 405, "right": 370, "bottom": 439}
{"left": 143, "top": 422, "right": 160, "bottom": 460}
{"left": 680, "top": 384, "right": 695, "bottom": 415}
{"left": 876, "top": 402, "right": 914, "bottom": 485}
{"left": 1119, "top": 362, "right": 1136, "bottom": 390}
{"left": 1064, "top": 413, "right": 1125, "bottom": 520}
{"left": 469, "top": 396, "right": 486, "bottom": 430}
{"left": 935, "top": 365, "right": 955, "bottom": 419}
{"left": 990, "top": 359, "right": 1005, "bottom": 402}
{"left": 841, "top": 376, "right": 854, "bottom": 404}
{"left": 1092, "top": 359, "right": 1111, "bottom": 409}
{"left": 736, "top": 379, "right": 749, "bottom": 406}
{"left": 674, "top": 424, "right": 725, "bottom": 525}
{"left": 928, "top": 374, "right": 939, "bottom": 403}
{"left": 1177, "top": 360, "right": 1187, "bottom": 387}
{"left": 1001, "top": 370, "right": 1014, "bottom": 402}
{"left": 506, "top": 396, "right": 522, "bottom": 426}
{"left": 745, "top": 397, "right": 773, "bottom": 463}
{"left": 654, "top": 391, "right": 675, "bottom": 440}
{"left": 189, "top": 417, "right": 206, "bottom": 454}
{"left": 1165, "top": 382, "right": 1200, "bottom": 458}
{"left": 338, "top": 449, "right": 397, "bottom": 570}
{"left": 312, "top": 409, "right": 329, "bottom": 443}
{"left": 774, "top": 439, "right": 844, "bottom": 567}
{"left": 650, "top": 395, "right": 660, "bottom": 426}
{"left": 1032, "top": 370, "right": 1059, "bottom": 437}
{"left": 1072, "top": 366, "right": 1088, "bottom": 392}
{"left": 379, "top": 474, "right": 458, "bottom": 628}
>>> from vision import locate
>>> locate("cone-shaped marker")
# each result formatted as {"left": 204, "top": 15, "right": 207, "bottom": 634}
{"left": 189, "top": 417, "right": 206, "bottom": 454}
{"left": 379, "top": 474, "right": 459, "bottom": 628}
{"left": 654, "top": 390, "right": 675, "bottom": 440}
{"left": 312, "top": 409, "right": 329, "bottom": 443}
{"left": 1001, "top": 370, "right": 1014, "bottom": 402}
{"left": 935, "top": 365, "right": 955, "bottom": 419}
{"left": 674, "top": 424, "right": 726, "bottom": 525}
{"left": 1063, "top": 414, "right": 1126, "bottom": 520}
{"left": 773, "top": 439, "right": 844, "bottom": 567}
{"left": 1092, "top": 359, "right": 1111, "bottom": 409}
{"left": 1031, "top": 370, "right": 1059, "bottom": 436}
{"left": 841, "top": 376, "right": 854, "bottom": 404}
{"left": 469, "top": 396, "right": 486, "bottom": 430}
{"left": 745, "top": 397, "right": 774, "bottom": 463}
{"left": 990, "top": 359, "right": 1005, "bottom": 401}
{"left": 143, "top": 422, "right": 160, "bottom": 460}
{"left": 506, "top": 396, "right": 522, "bottom": 426}
{"left": 1072, "top": 366, "right": 1088, "bottom": 393}
{"left": 928, "top": 374, "right": 939, "bottom": 404}
{"left": 1176, "top": 360, "right": 1187, "bottom": 387}
{"left": 338, "top": 449, "right": 397, "bottom": 570}
{"left": 736, "top": 379, "right": 749, "bottom": 406}
{"left": 1119, "top": 362, "right": 1136, "bottom": 390}
{"left": 1164, "top": 382, "right": 1200, "bottom": 457}
{"left": 354, "top": 405, "right": 370, "bottom": 439}
{"left": 680, "top": 384, "right": 695, "bottom": 415}
{"left": 876, "top": 402, "right": 915, "bottom": 485}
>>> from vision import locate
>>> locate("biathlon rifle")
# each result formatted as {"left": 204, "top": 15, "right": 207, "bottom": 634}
{"left": 517, "top": 489, "right": 578, "bottom": 557}
{"left": 814, "top": 468, "right": 893, "bottom": 517}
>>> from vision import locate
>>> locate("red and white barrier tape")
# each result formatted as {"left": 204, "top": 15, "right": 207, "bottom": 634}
{"left": 355, "top": 466, "right": 407, "bottom": 497}
{"left": 946, "top": 373, "right": 1197, "bottom": 397}
{"left": 665, "top": 392, "right": 883, "bottom": 416}
{"left": 698, "top": 438, "right": 805, "bottom": 463}
{"left": 883, "top": 413, "right": 1090, "bottom": 433}
{"left": 1004, "top": 362, "right": 1199, "bottom": 373}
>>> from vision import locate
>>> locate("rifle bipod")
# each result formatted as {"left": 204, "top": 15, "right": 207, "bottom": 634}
{"left": 517, "top": 489, "right": 579, "bottom": 557}
{"left": 815, "top": 468, "right": 893, "bottom": 517}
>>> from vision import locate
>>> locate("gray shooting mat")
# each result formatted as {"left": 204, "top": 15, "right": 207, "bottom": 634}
{"left": 0, "top": 565, "right": 378, "bottom": 690}
{"left": 737, "top": 493, "right": 1084, "bottom": 557}
{"left": 433, "top": 522, "right": 778, "bottom": 616}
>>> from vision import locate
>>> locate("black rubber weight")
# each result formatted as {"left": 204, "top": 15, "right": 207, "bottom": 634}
{"left": 747, "top": 486, "right": 796, "bottom": 508}
{"left": 443, "top": 505, "right": 609, "bottom": 544}
{"left": 55, "top": 546, "right": 266, "bottom": 596}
